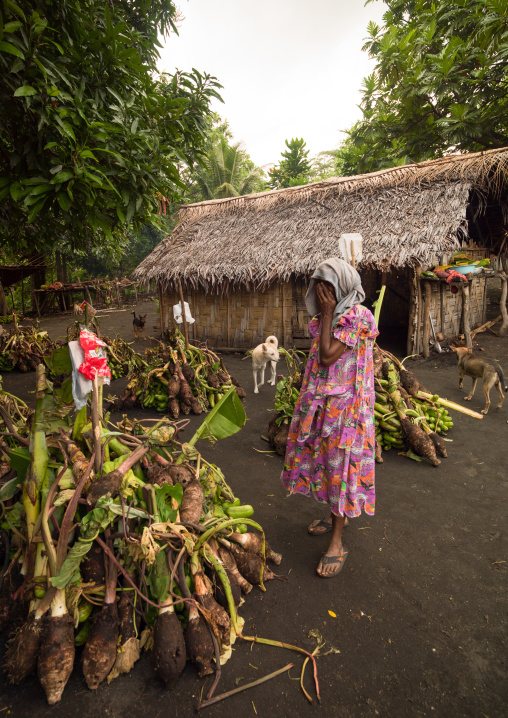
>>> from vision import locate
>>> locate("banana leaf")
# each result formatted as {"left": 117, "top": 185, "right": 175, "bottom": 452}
{"left": 44, "top": 345, "right": 72, "bottom": 375}
{"left": 188, "top": 387, "right": 246, "bottom": 447}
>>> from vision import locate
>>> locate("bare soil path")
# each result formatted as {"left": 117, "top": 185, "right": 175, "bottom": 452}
{"left": 0, "top": 300, "right": 506, "bottom": 717}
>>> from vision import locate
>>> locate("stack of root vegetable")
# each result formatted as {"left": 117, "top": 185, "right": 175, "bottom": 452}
{"left": 0, "top": 323, "right": 55, "bottom": 372}
{"left": 0, "top": 365, "right": 279, "bottom": 706}
{"left": 373, "top": 348, "right": 452, "bottom": 465}
{"left": 110, "top": 332, "right": 246, "bottom": 417}
{"left": 267, "top": 345, "right": 469, "bottom": 467}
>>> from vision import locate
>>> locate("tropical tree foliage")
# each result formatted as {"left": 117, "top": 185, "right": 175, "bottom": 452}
{"left": 350, "top": 0, "right": 508, "bottom": 173}
{"left": 190, "top": 139, "right": 265, "bottom": 201}
{"left": 268, "top": 138, "right": 311, "bottom": 189}
{"left": 0, "top": 0, "right": 221, "bottom": 255}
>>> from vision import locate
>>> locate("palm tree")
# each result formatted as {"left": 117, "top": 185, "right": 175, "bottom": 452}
{"left": 193, "top": 140, "right": 265, "bottom": 200}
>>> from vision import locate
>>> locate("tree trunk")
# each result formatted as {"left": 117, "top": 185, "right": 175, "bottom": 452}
{"left": 55, "top": 251, "right": 65, "bottom": 283}
{"left": 62, "top": 255, "right": 68, "bottom": 283}
{"left": 461, "top": 283, "right": 472, "bottom": 347}
{"left": 30, "top": 257, "right": 46, "bottom": 314}
{"left": 422, "top": 280, "right": 431, "bottom": 358}
{"left": 0, "top": 282, "right": 8, "bottom": 316}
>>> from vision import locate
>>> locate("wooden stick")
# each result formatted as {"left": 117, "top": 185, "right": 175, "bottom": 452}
{"left": 461, "top": 283, "right": 472, "bottom": 347}
{"left": 415, "top": 267, "right": 423, "bottom": 355}
{"left": 177, "top": 277, "right": 189, "bottom": 350}
{"left": 422, "top": 280, "right": 432, "bottom": 358}
{"left": 197, "top": 663, "right": 293, "bottom": 710}
{"left": 407, "top": 268, "right": 417, "bottom": 356}
{"left": 471, "top": 315, "right": 501, "bottom": 338}
{"left": 91, "top": 376, "right": 102, "bottom": 473}
{"left": 499, "top": 273, "right": 508, "bottom": 337}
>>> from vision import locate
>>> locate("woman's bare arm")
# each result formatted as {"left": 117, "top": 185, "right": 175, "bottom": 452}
{"left": 317, "top": 284, "right": 347, "bottom": 367}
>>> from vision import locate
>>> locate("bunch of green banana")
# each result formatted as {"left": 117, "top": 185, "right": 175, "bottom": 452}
{"left": 374, "top": 381, "right": 453, "bottom": 453}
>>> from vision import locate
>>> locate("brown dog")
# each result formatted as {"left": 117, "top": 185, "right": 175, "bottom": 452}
{"left": 451, "top": 346, "right": 506, "bottom": 414}
{"left": 132, "top": 311, "right": 147, "bottom": 340}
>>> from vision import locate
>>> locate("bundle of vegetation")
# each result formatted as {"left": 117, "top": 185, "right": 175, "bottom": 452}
{"left": 0, "top": 354, "right": 286, "bottom": 705}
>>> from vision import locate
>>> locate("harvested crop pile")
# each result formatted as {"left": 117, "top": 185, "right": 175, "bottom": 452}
{"left": 268, "top": 345, "right": 484, "bottom": 466}
{"left": 266, "top": 350, "right": 306, "bottom": 455}
{"left": 109, "top": 330, "right": 246, "bottom": 416}
{"left": 0, "top": 355, "right": 281, "bottom": 705}
{"left": 0, "top": 321, "right": 55, "bottom": 372}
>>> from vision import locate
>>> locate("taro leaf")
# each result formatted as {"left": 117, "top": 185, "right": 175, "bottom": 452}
{"left": 0, "top": 476, "right": 22, "bottom": 501}
{"left": 45, "top": 345, "right": 72, "bottom": 374}
{"left": 55, "top": 374, "right": 73, "bottom": 404}
{"left": 155, "top": 482, "right": 183, "bottom": 523}
{"left": 8, "top": 447, "right": 31, "bottom": 480}
{"left": 189, "top": 387, "right": 246, "bottom": 446}
{"left": 146, "top": 550, "right": 171, "bottom": 603}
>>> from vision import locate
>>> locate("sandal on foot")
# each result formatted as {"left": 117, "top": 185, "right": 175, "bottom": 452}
{"left": 316, "top": 550, "right": 349, "bottom": 578}
{"left": 307, "top": 518, "right": 333, "bottom": 536}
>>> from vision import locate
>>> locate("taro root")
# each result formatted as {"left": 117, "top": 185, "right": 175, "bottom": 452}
{"left": 81, "top": 541, "right": 105, "bottom": 586}
{"left": 192, "top": 562, "right": 230, "bottom": 649}
{"left": 212, "top": 568, "right": 241, "bottom": 609}
{"left": 178, "top": 377, "right": 194, "bottom": 406}
{"left": 82, "top": 602, "right": 119, "bottom": 690}
{"left": 400, "top": 369, "right": 420, "bottom": 398}
{"left": 168, "top": 397, "right": 180, "bottom": 420}
{"left": 4, "top": 610, "right": 44, "bottom": 683}
{"left": 86, "top": 444, "right": 148, "bottom": 506}
{"left": 184, "top": 605, "right": 214, "bottom": 677}
{"left": 107, "top": 579, "right": 141, "bottom": 682}
{"left": 230, "top": 545, "right": 275, "bottom": 585}
{"left": 400, "top": 417, "right": 440, "bottom": 466}
{"left": 38, "top": 611, "right": 75, "bottom": 704}
{"left": 146, "top": 465, "right": 174, "bottom": 486}
{"left": 267, "top": 415, "right": 279, "bottom": 446}
{"left": 190, "top": 398, "right": 203, "bottom": 415}
{"left": 167, "top": 373, "right": 180, "bottom": 399}
{"left": 152, "top": 608, "right": 186, "bottom": 687}
{"left": 207, "top": 373, "right": 221, "bottom": 389}
{"left": 164, "top": 463, "right": 194, "bottom": 489}
{"left": 180, "top": 401, "right": 191, "bottom": 416}
{"left": 235, "top": 386, "right": 247, "bottom": 400}
{"left": 181, "top": 363, "right": 195, "bottom": 383}
{"left": 375, "top": 439, "right": 384, "bottom": 463}
{"left": 228, "top": 532, "right": 282, "bottom": 566}
{"left": 428, "top": 431, "right": 447, "bottom": 458}
{"left": 218, "top": 545, "right": 253, "bottom": 594}
{"left": 274, "top": 424, "right": 289, "bottom": 456}
{"left": 229, "top": 376, "right": 240, "bottom": 388}
{"left": 179, "top": 480, "right": 204, "bottom": 525}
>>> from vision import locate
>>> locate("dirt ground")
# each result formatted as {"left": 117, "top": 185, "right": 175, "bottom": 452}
{"left": 0, "top": 299, "right": 507, "bottom": 717}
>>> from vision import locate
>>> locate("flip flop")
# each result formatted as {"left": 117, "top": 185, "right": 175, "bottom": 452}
{"left": 307, "top": 518, "right": 333, "bottom": 536}
{"left": 317, "top": 550, "right": 349, "bottom": 578}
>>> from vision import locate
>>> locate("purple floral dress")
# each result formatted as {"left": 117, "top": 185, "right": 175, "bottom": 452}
{"left": 281, "top": 304, "right": 378, "bottom": 517}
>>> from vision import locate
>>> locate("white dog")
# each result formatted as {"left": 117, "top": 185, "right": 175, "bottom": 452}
{"left": 73, "top": 303, "right": 83, "bottom": 315}
{"left": 252, "top": 335, "right": 279, "bottom": 394}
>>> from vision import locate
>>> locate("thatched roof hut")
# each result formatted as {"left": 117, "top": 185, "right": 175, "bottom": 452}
{"left": 134, "top": 148, "right": 508, "bottom": 353}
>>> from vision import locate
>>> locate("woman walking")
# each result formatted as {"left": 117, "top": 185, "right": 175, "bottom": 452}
{"left": 281, "top": 257, "right": 378, "bottom": 578}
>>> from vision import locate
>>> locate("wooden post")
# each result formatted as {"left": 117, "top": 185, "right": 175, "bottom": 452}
{"left": 85, "top": 284, "right": 93, "bottom": 307}
{"left": 406, "top": 269, "right": 416, "bottom": 356}
{"left": 227, "top": 293, "right": 231, "bottom": 347}
{"left": 422, "top": 280, "right": 432, "bottom": 358}
{"left": 415, "top": 267, "right": 423, "bottom": 355}
{"left": 158, "top": 283, "right": 164, "bottom": 335}
{"left": 177, "top": 277, "right": 189, "bottom": 349}
{"left": 21, "top": 278, "right": 25, "bottom": 316}
{"left": 439, "top": 283, "right": 445, "bottom": 336}
{"left": 461, "top": 282, "right": 472, "bottom": 347}
{"left": 499, "top": 272, "right": 508, "bottom": 337}
{"left": 91, "top": 376, "right": 102, "bottom": 474}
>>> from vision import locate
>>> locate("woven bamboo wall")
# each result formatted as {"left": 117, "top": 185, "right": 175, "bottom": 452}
{"left": 413, "top": 275, "right": 487, "bottom": 350}
{"left": 160, "top": 284, "right": 293, "bottom": 349}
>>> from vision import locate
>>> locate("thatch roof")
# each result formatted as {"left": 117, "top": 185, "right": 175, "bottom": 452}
{"left": 134, "top": 147, "right": 508, "bottom": 291}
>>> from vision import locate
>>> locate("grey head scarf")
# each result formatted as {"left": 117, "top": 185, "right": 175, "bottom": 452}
{"left": 305, "top": 257, "right": 365, "bottom": 326}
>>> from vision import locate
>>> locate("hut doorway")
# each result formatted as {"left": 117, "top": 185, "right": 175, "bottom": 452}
{"left": 361, "top": 268, "right": 410, "bottom": 355}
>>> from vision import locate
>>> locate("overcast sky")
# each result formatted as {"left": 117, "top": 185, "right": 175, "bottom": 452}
{"left": 158, "top": 0, "right": 386, "bottom": 168}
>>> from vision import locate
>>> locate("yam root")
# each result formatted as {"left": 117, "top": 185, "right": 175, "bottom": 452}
{"left": 179, "top": 480, "right": 204, "bottom": 525}
{"left": 167, "top": 374, "right": 180, "bottom": 399}
{"left": 38, "top": 614, "right": 75, "bottom": 705}
{"left": 81, "top": 540, "right": 105, "bottom": 586}
{"left": 168, "top": 397, "right": 180, "bottom": 420}
{"left": 274, "top": 424, "right": 289, "bottom": 456}
{"left": 82, "top": 603, "right": 119, "bottom": 690}
{"left": 4, "top": 611, "right": 43, "bottom": 683}
{"left": 164, "top": 464, "right": 195, "bottom": 488}
{"left": 375, "top": 439, "right": 384, "bottom": 463}
{"left": 400, "top": 417, "right": 441, "bottom": 466}
{"left": 152, "top": 610, "right": 186, "bottom": 686}
{"left": 428, "top": 431, "right": 448, "bottom": 458}
{"left": 400, "top": 369, "right": 420, "bottom": 397}
{"left": 228, "top": 532, "right": 282, "bottom": 565}
{"left": 218, "top": 546, "right": 252, "bottom": 594}
{"left": 185, "top": 607, "right": 214, "bottom": 677}
{"left": 230, "top": 546, "right": 275, "bottom": 585}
